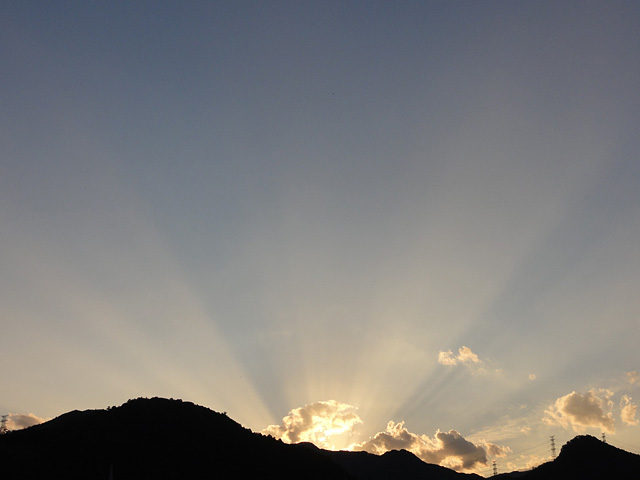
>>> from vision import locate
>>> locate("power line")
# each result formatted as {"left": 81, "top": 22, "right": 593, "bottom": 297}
{"left": 497, "top": 439, "right": 553, "bottom": 462}
{"left": 478, "top": 433, "right": 639, "bottom": 477}
{"left": 611, "top": 439, "right": 640, "bottom": 455}
{"left": 476, "top": 436, "right": 567, "bottom": 477}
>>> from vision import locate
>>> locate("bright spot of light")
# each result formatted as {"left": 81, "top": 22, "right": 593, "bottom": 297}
{"left": 262, "top": 400, "right": 362, "bottom": 450}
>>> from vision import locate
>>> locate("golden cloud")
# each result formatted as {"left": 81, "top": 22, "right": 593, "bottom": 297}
{"left": 437, "top": 346, "right": 490, "bottom": 375}
{"left": 262, "top": 400, "right": 362, "bottom": 450}
{"left": 620, "top": 395, "right": 638, "bottom": 426}
{"left": 543, "top": 390, "right": 615, "bottom": 433}
{"left": 355, "top": 421, "right": 510, "bottom": 472}
{"left": 2, "top": 413, "right": 46, "bottom": 431}
{"left": 262, "top": 400, "right": 511, "bottom": 472}
{"left": 438, "top": 346, "right": 480, "bottom": 366}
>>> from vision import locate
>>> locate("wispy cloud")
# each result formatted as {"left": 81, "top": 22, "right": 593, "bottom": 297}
{"left": 620, "top": 395, "right": 638, "bottom": 426}
{"left": 262, "top": 400, "right": 362, "bottom": 450}
{"left": 627, "top": 371, "right": 639, "bottom": 385}
{"left": 468, "top": 414, "right": 535, "bottom": 444}
{"left": 543, "top": 390, "right": 615, "bottom": 433}
{"left": 356, "top": 421, "right": 510, "bottom": 471}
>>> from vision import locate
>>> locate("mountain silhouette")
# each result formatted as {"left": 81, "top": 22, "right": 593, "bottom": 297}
{"left": 497, "top": 434, "right": 640, "bottom": 480}
{"left": 1, "top": 398, "right": 638, "bottom": 479}
{"left": 0, "top": 397, "right": 354, "bottom": 479}
{"left": 323, "top": 448, "right": 481, "bottom": 479}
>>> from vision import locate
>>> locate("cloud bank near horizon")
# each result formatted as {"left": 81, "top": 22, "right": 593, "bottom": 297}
{"left": 263, "top": 400, "right": 509, "bottom": 471}
{"left": 356, "top": 420, "right": 510, "bottom": 471}
{"left": 2, "top": 413, "right": 46, "bottom": 431}
{"left": 262, "top": 400, "right": 362, "bottom": 449}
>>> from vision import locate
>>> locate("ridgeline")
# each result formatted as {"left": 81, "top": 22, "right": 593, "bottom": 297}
{"left": 1, "top": 397, "right": 638, "bottom": 479}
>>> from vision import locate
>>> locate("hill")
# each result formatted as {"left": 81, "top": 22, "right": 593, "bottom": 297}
{"left": 0, "top": 397, "right": 476, "bottom": 480}
{"left": 498, "top": 434, "right": 640, "bottom": 480}
{"left": 1, "top": 398, "right": 638, "bottom": 479}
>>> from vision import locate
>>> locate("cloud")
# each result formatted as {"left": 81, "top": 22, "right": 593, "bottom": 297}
{"left": 355, "top": 421, "right": 510, "bottom": 472}
{"left": 2, "top": 413, "right": 46, "bottom": 431}
{"left": 437, "top": 350, "right": 459, "bottom": 366}
{"left": 627, "top": 371, "right": 639, "bottom": 385}
{"left": 528, "top": 373, "right": 537, "bottom": 381}
{"left": 438, "top": 346, "right": 480, "bottom": 366}
{"left": 262, "top": 400, "right": 511, "bottom": 472}
{"left": 438, "top": 346, "right": 489, "bottom": 375}
{"left": 543, "top": 390, "right": 615, "bottom": 433}
{"left": 620, "top": 395, "right": 638, "bottom": 426}
{"left": 262, "top": 400, "right": 362, "bottom": 450}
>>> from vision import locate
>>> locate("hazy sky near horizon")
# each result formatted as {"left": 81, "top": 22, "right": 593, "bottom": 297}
{"left": 2, "top": 0, "right": 639, "bottom": 473}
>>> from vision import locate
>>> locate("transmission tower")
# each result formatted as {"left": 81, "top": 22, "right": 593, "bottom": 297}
{"left": 550, "top": 435, "right": 556, "bottom": 459}
{"left": 492, "top": 460, "right": 497, "bottom": 476}
{"left": 602, "top": 433, "right": 606, "bottom": 443}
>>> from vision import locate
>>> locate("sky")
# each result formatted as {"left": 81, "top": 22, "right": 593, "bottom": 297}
{"left": 1, "top": 0, "right": 639, "bottom": 474}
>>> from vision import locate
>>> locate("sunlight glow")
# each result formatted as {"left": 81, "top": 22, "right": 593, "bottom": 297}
{"left": 263, "top": 400, "right": 362, "bottom": 451}
{"left": 4, "top": 190, "right": 277, "bottom": 429}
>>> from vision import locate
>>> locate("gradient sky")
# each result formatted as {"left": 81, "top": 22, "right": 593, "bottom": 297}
{"left": 2, "top": 0, "right": 639, "bottom": 474}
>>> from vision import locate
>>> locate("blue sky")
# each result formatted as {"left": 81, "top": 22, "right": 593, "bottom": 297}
{"left": 2, "top": 1, "right": 639, "bottom": 474}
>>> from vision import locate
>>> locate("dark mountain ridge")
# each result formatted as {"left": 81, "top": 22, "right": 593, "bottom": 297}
{"left": 497, "top": 434, "right": 640, "bottom": 480}
{"left": 1, "top": 397, "right": 638, "bottom": 479}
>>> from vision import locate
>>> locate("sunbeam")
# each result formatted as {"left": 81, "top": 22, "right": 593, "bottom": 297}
{"left": 2, "top": 2, "right": 640, "bottom": 476}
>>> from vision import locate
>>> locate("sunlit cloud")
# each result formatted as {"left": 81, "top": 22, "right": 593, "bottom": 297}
{"left": 437, "top": 346, "right": 492, "bottom": 375}
{"left": 355, "top": 421, "right": 510, "bottom": 472}
{"left": 2, "top": 413, "right": 46, "bottom": 431}
{"left": 528, "top": 373, "right": 537, "bottom": 381}
{"left": 261, "top": 400, "right": 511, "bottom": 472}
{"left": 437, "top": 350, "right": 460, "bottom": 366}
{"left": 627, "top": 371, "right": 640, "bottom": 385}
{"left": 262, "top": 400, "right": 363, "bottom": 450}
{"left": 620, "top": 395, "right": 638, "bottom": 426}
{"left": 543, "top": 390, "right": 615, "bottom": 433}
{"left": 438, "top": 346, "right": 479, "bottom": 366}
